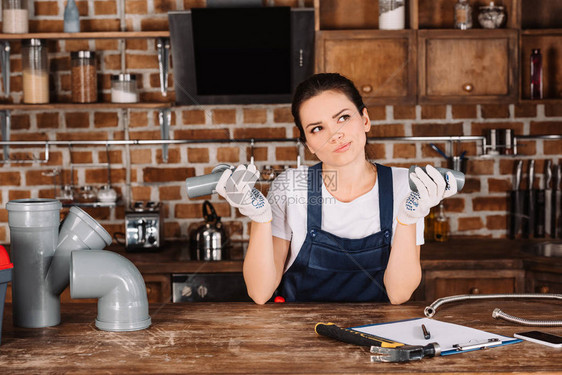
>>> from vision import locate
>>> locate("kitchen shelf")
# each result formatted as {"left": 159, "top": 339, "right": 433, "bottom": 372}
{"left": 0, "top": 102, "right": 172, "bottom": 110}
{"left": 0, "top": 31, "right": 170, "bottom": 40}
{"left": 61, "top": 200, "right": 120, "bottom": 208}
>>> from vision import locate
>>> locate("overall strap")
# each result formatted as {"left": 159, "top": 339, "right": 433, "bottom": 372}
{"left": 375, "top": 163, "right": 394, "bottom": 231}
{"left": 307, "top": 162, "right": 323, "bottom": 230}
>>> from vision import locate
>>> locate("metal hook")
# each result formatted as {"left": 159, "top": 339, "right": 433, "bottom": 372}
{"left": 296, "top": 139, "right": 301, "bottom": 168}
{"left": 0, "top": 41, "right": 10, "bottom": 97}
{"left": 68, "top": 144, "right": 75, "bottom": 188}
{"left": 250, "top": 138, "right": 255, "bottom": 166}
{"left": 105, "top": 144, "right": 112, "bottom": 187}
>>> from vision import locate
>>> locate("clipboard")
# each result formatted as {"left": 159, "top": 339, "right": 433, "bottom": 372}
{"left": 351, "top": 317, "right": 522, "bottom": 356}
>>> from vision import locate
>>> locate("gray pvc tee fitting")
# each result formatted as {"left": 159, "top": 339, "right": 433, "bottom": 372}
{"left": 7, "top": 199, "right": 112, "bottom": 328}
{"left": 70, "top": 250, "right": 151, "bottom": 332}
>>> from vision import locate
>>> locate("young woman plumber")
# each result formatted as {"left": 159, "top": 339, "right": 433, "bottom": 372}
{"left": 216, "top": 73, "right": 457, "bottom": 305}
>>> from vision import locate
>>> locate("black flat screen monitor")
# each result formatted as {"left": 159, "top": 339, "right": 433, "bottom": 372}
{"left": 169, "top": 7, "right": 314, "bottom": 105}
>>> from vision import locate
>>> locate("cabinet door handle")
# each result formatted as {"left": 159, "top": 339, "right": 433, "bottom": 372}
{"left": 469, "top": 287, "right": 480, "bottom": 294}
{"left": 361, "top": 84, "right": 373, "bottom": 93}
{"left": 462, "top": 83, "right": 474, "bottom": 92}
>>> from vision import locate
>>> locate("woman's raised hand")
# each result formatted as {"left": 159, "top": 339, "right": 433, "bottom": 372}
{"left": 215, "top": 164, "right": 272, "bottom": 223}
{"left": 397, "top": 165, "right": 458, "bottom": 225}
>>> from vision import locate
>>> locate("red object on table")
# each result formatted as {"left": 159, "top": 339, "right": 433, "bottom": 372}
{"left": 0, "top": 245, "right": 12, "bottom": 270}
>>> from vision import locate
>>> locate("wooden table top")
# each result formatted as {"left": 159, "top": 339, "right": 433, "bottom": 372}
{"left": 1, "top": 300, "right": 561, "bottom": 374}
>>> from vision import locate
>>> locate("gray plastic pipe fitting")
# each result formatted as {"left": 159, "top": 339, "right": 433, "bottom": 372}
{"left": 185, "top": 164, "right": 233, "bottom": 198}
{"left": 70, "top": 250, "right": 151, "bottom": 331}
{"left": 408, "top": 165, "right": 465, "bottom": 193}
{"left": 7, "top": 199, "right": 112, "bottom": 328}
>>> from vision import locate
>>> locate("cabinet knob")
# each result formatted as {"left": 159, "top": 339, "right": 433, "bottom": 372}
{"left": 538, "top": 285, "right": 550, "bottom": 294}
{"left": 469, "top": 287, "right": 480, "bottom": 294}
{"left": 146, "top": 285, "right": 152, "bottom": 295}
{"left": 462, "top": 83, "right": 474, "bottom": 92}
{"left": 361, "top": 84, "right": 373, "bottom": 93}
{"left": 197, "top": 285, "right": 208, "bottom": 298}
{"left": 181, "top": 285, "right": 193, "bottom": 297}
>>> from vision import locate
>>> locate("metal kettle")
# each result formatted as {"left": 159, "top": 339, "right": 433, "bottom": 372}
{"left": 195, "top": 201, "right": 228, "bottom": 261}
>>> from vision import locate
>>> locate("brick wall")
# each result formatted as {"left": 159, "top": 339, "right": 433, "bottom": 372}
{"left": 0, "top": 0, "right": 561, "bottom": 244}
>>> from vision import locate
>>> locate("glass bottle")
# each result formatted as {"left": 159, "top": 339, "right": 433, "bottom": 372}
{"left": 379, "top": 0, "right": 405, "bottom": 30}
{"left": 63, "top": 0, "right": 80, "bottom": 33}
{"left": 433, "top": 203, "right": 449, "bottom": 242}
{"left": 2, "top": 0, "right": 28, "bottom": 33}
{"left": 424, "top": 207, "right": 435, "bottom": 242}
{"left": 22, "top": 39, "right": 49, "bottom": 104}
{"left": 71, "top": 51, "right": 97, "bottom": 103}
{"left": 530, "top": 49, "right": 543, "bottom": 100}
{"left": 454, "top": 0, "right": 473, "bottom": 30}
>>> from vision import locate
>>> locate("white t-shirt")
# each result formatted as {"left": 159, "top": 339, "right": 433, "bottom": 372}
{"left": 268, "top": 165, "right": 425, "bottom": 272}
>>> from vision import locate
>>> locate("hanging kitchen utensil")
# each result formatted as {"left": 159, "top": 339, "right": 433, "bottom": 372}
{"left": 429, "top": 143, "right": 449, "bottom": 160}
{"left": 544, "top": 160, "right": 552, "bottom": 238}
{"left": 523, "top": 160, "right": 535, "bottom": 238}
{"left": 296, "top": 140, "right": 302, "bottom": 168}
{"left": 194, "top": 201, "right": 229, "bottom": 261}
{"left": 535, "top": 161, "right": 546, "bottom": 238}
{"left": 509, "top": 160, "right": 523, "bottom": 239}
{"left": 555, "top": 164, "right": 562, "bottom": 238}
{"left": 250, "top": 139, "right": 255, "bottom": 166}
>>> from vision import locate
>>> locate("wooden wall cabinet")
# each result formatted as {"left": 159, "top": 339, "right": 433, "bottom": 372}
{"left": 519, "top": 1, "right": 562, "bottom": 102}
{"left": 314, "top": 0, "right": 562, "bottom": 105}
{"left": 418, "top": 29, "right": 518, "bottom": 104}
{"left": 316, "top": 30, "right": 417, "bottom": 105}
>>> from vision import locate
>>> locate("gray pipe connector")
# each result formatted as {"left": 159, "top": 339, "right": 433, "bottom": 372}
{"left": 47, "top": 206, "right": 113, "bottom": 295}
{"left": 185, "top": 164, "right": 233, "bottom": 198}
{"left": 70, "top": 250, "right": 151, "bottom": 332}
{"left": 7, "top": 199, "right": 112, "bottom": 328}
{"left": 408, "top": 165, "right": 465, "bottom": 193}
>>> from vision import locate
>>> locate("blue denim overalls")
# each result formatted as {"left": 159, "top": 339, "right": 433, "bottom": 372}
{"left": 279, "top": 162, "right": 393, "bottom": 302}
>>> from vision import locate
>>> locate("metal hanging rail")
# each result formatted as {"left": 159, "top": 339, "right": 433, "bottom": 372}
{"left": 0, "top": 135, "right": 485, "bottom": 164}
{"left": 0, "top": 134, "right": 559, "bottom": 164}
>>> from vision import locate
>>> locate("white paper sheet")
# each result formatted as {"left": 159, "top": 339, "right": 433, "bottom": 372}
{"left": 352, "top": 317, "right": 519, "bottom": 354}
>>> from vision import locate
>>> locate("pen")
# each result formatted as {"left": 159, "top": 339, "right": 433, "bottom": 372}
{"left": 421, "top": 324, "right": 431, "bottom": 340}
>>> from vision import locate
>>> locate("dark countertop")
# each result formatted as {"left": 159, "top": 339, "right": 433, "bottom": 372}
{"left": 112, "top": 238, "right": 561, "bottom": 274}
{"left": 1, "top": 300, "right": 561, "bottom": 374}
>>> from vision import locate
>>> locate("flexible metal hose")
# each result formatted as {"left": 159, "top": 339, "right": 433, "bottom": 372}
{"left": 492, "top": 308, "right": 562, "bottom": 326}
{"left": 424, "top": 293, "right": 562, "bottom": 324}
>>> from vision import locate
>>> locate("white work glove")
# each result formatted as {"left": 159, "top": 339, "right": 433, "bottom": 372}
{"left": 396, "top": 165, "right": 458, "bottom": 225}
{"left": 215, "top": 164, "right": 272, "bottom": 223}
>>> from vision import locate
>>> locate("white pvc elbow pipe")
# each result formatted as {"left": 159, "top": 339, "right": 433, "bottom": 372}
{"left": 70, "top": 250, "right": 151, "bottom": 331}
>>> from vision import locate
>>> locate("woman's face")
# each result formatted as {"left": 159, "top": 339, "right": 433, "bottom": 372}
{"left": 299, "top": 90, "right": 371, "bottom": 168}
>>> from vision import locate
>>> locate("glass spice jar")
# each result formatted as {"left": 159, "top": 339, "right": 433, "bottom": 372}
{"left": 111, "top": 74, "right": 139, "bottom": 103}
{"left": 378, "top": 0, "right": 405, "bottom": 30}
{"left": 2, "top": 0, "right": 28, "bottom": 34}
{"left": 454, "top": 0, "right": 473, "bottom": 30}
{"left": 22, "top": 39, "right": 49, "bottom": 104}
{"left": 71, "top": 51, "right": 97, "bottom": 103}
